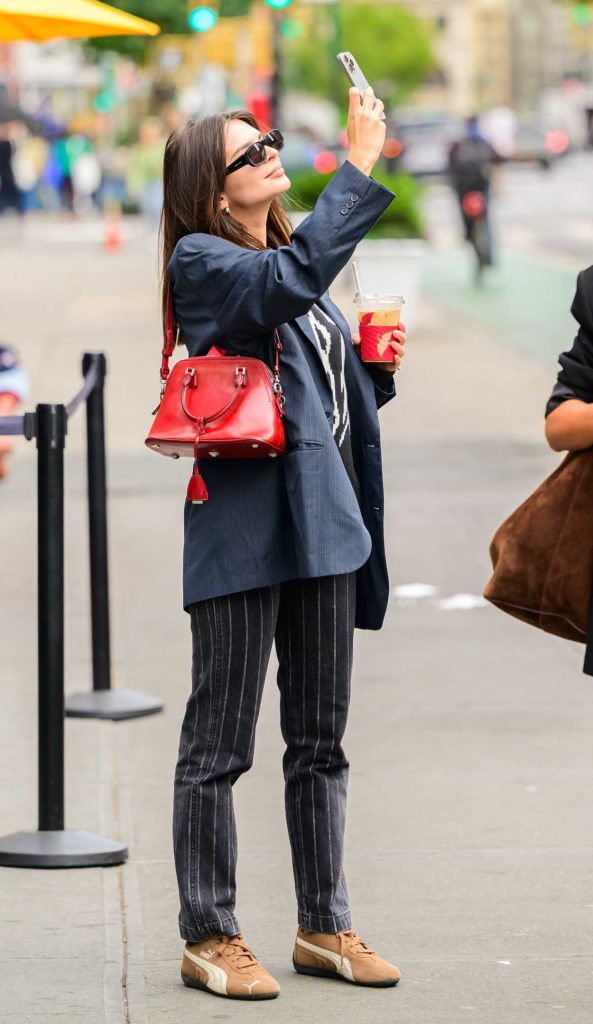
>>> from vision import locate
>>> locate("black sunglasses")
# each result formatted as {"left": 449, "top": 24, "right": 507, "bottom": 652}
{"left": 225, "top": 129, "right": 284, "bottom": 176}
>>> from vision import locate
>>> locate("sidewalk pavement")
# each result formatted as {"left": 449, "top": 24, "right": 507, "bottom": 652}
{"left": 1, "top": 220, "right": 593, "bottom": 1023}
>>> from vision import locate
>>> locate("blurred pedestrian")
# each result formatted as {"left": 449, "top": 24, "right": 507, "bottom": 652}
{"left": 53, "top": 131, "right": 75, "bottom": 212}
{"left": 161, "top": 86, "right": 406, "bottom": 1001}
{"left": 0, "top": 345, "right": 29, "bottom": 481}
{"left": 126, "top": 116, "right": 165, "bottom": 226}
{"left": 0, "top": 123, "right": 23, "bottom": 215}
{"left": 11, "top": 130, "right": 49, "bottom": 212}
{"left": 448, "top": 115, "right": 504, "bottom": 280}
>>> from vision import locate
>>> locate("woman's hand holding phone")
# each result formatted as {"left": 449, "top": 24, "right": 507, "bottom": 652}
{"left": 346, "top": 86, "right": 386, "bottom": 177}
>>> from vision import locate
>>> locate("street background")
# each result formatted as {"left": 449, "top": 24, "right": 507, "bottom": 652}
{"left": 2, "top": 1, "right": 593, "bottom": 1021}
{"left": 2, "top": 154, "right": 593, "bottom": 1021}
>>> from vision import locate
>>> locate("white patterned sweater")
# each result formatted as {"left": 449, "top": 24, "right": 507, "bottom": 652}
{"left": 305, "top": 302, "right": 361, "bottom": 504}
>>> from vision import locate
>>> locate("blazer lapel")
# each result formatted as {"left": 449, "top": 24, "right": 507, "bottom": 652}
{"left": 293, "top": 304, "right": 332, "bottom": 404}
{"left": 294, "top": 292, "right": 353, "bottom": 374}
{"left": 294, "top": 307, "right": 322, "bottom": 355}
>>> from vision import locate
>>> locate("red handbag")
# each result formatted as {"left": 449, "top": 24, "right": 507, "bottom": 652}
{"left": 145, "top": 289, "right": 287, "bottom": 503}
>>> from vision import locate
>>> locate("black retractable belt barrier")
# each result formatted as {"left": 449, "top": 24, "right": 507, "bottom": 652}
{"left": 65, "top": 354, "right": 163, "bottom": 720}
{"left": 0, "top": 352, "right": 161, "bottom": 868}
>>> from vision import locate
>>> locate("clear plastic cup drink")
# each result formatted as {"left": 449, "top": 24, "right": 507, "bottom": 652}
{"left": 353, "top": 293, "right": 405, "bottom": 363}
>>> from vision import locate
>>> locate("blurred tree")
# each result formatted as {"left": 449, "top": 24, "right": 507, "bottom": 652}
{"left": 283, "top": 3, "right": 436, "bottom": 112}
{"left": 84, "top": 1, "right": 187, "bottom": 64}
{"left": 219, "top": 0, "right": 253, "bottom": 13}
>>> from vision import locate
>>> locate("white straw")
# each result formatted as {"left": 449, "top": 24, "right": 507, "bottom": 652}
{"left": 351, "top": 260, "right": 363, "bottom": 297}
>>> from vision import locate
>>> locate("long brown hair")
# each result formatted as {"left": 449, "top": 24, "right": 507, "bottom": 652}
{"left": 159, "top": 110, "right": 296, "bottom": 344}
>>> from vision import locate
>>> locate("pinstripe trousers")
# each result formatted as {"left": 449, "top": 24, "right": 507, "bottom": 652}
{"left": 172, "top": 571, "right": 357, "bottom": 943}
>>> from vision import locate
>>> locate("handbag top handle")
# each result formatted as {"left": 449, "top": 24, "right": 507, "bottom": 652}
{"left": 160, "top": 285, "right": 283, "bottom": 391}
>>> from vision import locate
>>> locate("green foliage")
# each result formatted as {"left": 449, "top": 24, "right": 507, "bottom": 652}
{"left": 220, "top": 0, "right": 253, "bottom": 14}
{"left": 285, "top": 164, "right": 424, "bottom": 238}
{"left": 283, "top": 3, "right": 436, "bottom": 111}
{"left": 83, "top": 0, "right": 187, "bottom": 64}
{"left": 84, "top": 0, "right": 262, "bottom": 63}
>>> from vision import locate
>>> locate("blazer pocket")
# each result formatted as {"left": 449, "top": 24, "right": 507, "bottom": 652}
{"left": 286, "top": 440, "right": 325, "bottom": 452}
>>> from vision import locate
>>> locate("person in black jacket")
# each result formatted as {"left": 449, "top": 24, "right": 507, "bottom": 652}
{"left": 161, "top": 87, "right": 406, "bottom": 1002}
{"left": 545, "top": 266, "right": 593, "bottom": 449}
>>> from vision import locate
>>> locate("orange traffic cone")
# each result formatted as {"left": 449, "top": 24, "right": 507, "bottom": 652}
{"left": 103, "top": 200, "right": 123, "bottom": 252}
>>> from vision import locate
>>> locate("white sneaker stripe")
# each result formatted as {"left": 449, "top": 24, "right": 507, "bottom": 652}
{"left": 296, "top": 936, "right": 354, "bottom": 982}
{"left": 184, "top": 946, "right": 228, "bottom": 995}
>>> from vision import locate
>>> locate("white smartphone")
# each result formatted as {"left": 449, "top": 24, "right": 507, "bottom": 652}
{"left": 336, "top": 51, "right": 386, "bottom": 122}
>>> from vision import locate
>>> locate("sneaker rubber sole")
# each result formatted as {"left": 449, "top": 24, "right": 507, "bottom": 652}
{"left": 181, "top": 972, "right": 280, "bottom": 1000}
{"left": 292, "top": 954, "right": 400, "bottom": 988}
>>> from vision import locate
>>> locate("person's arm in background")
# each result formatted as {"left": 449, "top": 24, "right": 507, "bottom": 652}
{"left": 545, "top": 267, "right": 593, "bottom": 452}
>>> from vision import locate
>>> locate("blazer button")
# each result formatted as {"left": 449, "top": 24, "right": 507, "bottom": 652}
{"left": 340, "top": 206, "right": 349, "bottom": 214}
{"left": 345, "top": 200, "right": 354, "bottom": 208}
{"left": 350, "top": 194, "right": 359, "bottom": 201}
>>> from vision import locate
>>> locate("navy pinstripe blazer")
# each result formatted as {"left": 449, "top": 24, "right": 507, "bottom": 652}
{"left": 168, "top": 159, "right": 397, "bottom": 629}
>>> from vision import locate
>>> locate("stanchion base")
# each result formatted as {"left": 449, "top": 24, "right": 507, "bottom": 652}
{"left": 65, "top": 688, "right": 164, "bottom": 720}
{"left": 0, "top": 829, "right": 128, "bottom": 868}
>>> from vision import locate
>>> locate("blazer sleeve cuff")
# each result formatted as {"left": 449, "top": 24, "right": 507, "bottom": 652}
{"left": 364, "top": 363, "right": 397, "bottom": 408}
{"left": 339, "top": 158, "right": 397, "bottom": 201}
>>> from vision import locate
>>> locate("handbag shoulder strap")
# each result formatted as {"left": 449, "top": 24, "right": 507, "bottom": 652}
{"left": 161, "top": 284, "right": 283, "bottom": 386}
{"left": 160, "top": 287, "right": 176, "bottom": 386}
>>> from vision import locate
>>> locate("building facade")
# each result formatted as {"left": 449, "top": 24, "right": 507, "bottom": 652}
{"left": 402, "top": 0, "right": 584, "bottom": 114}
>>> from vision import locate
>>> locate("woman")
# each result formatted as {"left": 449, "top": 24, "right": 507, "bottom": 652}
{"left": 545, "top": 266, "right": 593, "bottom": 449}
{"left": 162, "top": 86, "right": 407, "bottom": 1001}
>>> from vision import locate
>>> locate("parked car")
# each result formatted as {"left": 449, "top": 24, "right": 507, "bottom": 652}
{"left": 390, "top": 110, "right": 570, "bottom": 178}
{"left": 389, "top": 112, "right": 465, "bottom": 177}
{"left": 509, "top": 115, "right": 569, "bottom": 169}
{"left": 280, "top": 129, "right": 344, "bottom": 174}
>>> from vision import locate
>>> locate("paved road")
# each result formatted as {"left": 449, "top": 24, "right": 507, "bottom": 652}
{"left": 1, "top": 212, "right": 593, "bottom": 1023}
{"left": 423, "top": 151, "right": 593, "bottom": 364}
{"left": 425, "top": 151, "right": 593, "bottom": 268}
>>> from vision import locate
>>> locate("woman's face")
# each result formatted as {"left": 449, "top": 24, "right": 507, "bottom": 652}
{"left": 221, "top": 118, "right": 290, "bottom": 214}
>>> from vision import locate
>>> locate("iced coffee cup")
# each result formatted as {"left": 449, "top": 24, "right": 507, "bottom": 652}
{"left": 353, "top": 293, "right": 405, "bottom": 363}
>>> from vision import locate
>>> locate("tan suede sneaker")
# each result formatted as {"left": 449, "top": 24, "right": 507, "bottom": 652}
{"left": 293, "top": 926, "right": 401, "bottom": 987}
{"left": 181, "top": 933, "right": 281, "bottom": 1000}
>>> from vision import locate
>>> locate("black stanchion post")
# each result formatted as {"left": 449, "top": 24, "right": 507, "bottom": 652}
{"left": 65, "top": 353, "right": 163, "bottom": 720}
{"left": 0, "top": 403, "right": 127, "bottom": 867}
{"left": 38, "top": 403, "right": 66, "bottom": 832}
{"left": 85, "top": 352, "right": 111, "bottom": 693}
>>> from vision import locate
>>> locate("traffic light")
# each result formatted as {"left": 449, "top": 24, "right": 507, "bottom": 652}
{"left": 188, "top": 5, "right": 218, "bottom": 32}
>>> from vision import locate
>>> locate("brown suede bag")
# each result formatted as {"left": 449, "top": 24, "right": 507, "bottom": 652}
{"left": 483, "top": 447, "right": 593, "bottom": 673}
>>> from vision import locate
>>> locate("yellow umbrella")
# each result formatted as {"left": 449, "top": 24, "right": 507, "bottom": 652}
{"left": 0, "top": 0, "right": 160, "bottom": 42}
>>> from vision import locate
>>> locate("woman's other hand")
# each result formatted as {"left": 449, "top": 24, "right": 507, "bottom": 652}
{"left": 352, "top": 322, "right": 407, "bottom": 373}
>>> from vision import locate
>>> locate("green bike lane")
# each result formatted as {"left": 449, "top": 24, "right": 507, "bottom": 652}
{"left": 422, "top": 244, "right": 585, "bottom": 369}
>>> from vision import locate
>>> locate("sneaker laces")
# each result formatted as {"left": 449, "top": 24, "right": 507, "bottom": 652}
{"left": 216, "top": 934, "right": 259, "bottom": 970}
{"left": 339, "top": 929, "right": 376, "bottom": 959}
